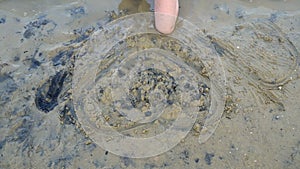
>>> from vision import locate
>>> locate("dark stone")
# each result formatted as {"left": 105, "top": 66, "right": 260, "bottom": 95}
{"left": 231, "top": 144, "right": 235, "bottom": 149}
{"left": 167, "top": 100, "right": 174, "bottom": 105}
{"left": 30, "top": 58, "right": 41, "bottom": 69}
{"left": 0, "top": 17, "right": 6, "bottom": 24}
{"left": 96, "top": 87, "right": 104, "bottom": 101}
{"left": 199, "top": 105, "right": 207, "bottom": 111}
{"left": 205, "top": 152, "right": 215, "bottom": 165}
{"left": 195, "top": 158, "right": 200, "bottom": 163}
{"left": 14, "top": 56, "right": 20, "bottom": 61}
{"left": 35, "top": 71, "right": 68, "bottom": 112}
{"left": 163, "top": 162, "right": 170, "bottom": 167}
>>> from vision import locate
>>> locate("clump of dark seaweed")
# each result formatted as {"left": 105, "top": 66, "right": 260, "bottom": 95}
{"left": 35, "top": 71, "right": 68, "bottom": 113}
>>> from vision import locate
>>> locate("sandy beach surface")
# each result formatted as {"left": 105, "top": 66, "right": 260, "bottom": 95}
{"left": 0, "top": 0, "right": 299, "bottom": 168}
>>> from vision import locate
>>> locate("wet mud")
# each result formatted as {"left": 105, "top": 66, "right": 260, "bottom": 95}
{"left": 0, "top": 0, "right": 300, "bottom": 168}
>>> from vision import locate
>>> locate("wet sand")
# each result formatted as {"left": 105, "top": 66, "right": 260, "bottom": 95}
{"left": 0, "top": 0, "right": 299, "bottom": 168}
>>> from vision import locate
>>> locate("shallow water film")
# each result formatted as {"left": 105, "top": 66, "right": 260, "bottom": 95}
{"left": 0, "top": 0, "right": 300, "bottom": 168}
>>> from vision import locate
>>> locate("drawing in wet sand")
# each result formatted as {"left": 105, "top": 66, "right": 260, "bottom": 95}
{"left": 0, "top": 0, "right": 299, "bottom": 168}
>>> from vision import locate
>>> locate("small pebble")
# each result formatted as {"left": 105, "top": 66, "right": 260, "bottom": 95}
{"left": 0, "top": 17, "right": 6, "bottom": 24}
{"left": 205, "top": 152, "right": 215, "bottom": 165}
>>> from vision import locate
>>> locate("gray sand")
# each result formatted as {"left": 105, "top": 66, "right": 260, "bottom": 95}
{"left": 0, "top": 0, "right": 299, "bottom": 168}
